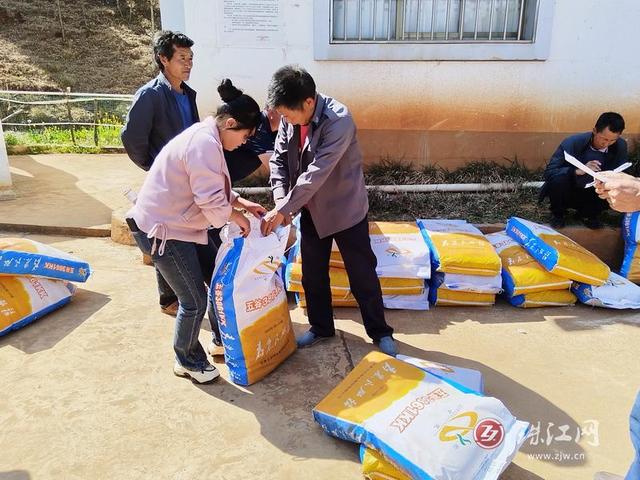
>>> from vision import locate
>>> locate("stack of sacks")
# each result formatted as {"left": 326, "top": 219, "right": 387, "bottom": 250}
{"left": 621, "top": 212, "right": 640, "bottom": 282}
{"left": 313, "top": 351, "right": 529, "bottom": 480}
{"left": 486, "top": 231, "right": 576, "bottom": 308}
{"left": 418, "top": 219, "right": 502, "bottom": 306}
{"left": 572, "top": 272, "right": 640, "bottom": 309}
{"left": 286, "top": 221, "right": 430, "bottom": 310}
{"left": 506, "top": 218, "right": 610, "bottom": 296}
{"left": 360, "top": 354, "right": 484, "bottom": 479}
{"left": 0, "top": 238, "right": 91, "bottom": 336}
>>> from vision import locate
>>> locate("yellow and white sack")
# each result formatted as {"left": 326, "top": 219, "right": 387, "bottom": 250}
{"left": 0, "top": 276, "right": 76, "bottom": 336}
{"left": 486, "top": 231, "right": 572, "bottom": 296}
{"left": 211, "top": 218, "right": 296, "bottom": 386}
{"left": 418, "top": 219, "right": 501, "bottom": 276}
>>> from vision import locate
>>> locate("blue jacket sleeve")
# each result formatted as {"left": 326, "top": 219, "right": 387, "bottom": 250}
{"left": 543, "top": 137, "right": 577, "bottom": 181}
{"left": 121, "top": 88, "right": 155, "bottom": 171}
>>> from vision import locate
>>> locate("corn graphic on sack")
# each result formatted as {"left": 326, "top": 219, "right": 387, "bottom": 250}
{"left": 328, "top": 222, "right": 431, "bottom": 279}
{"left": 508, "top": 290, "right": 576, "bottom": 308}
{"left": 486, "top": 231, "right": 572, "bottom": 296}
{"left": 418, "top": 220, "right": 501, "bottom": 276}
{"left": 0, "top": 276, "right": 76, "bottom": 336}
{"left": 621, "top": 212, "right": 640, "bottom": 282}
{"left": 211, "top": 219, "right": 296, "bottom": 385}
{"left": 0, "top": 238, "right": 91, "bottom": 283}
{"left": 572, "top": 272, "right": 640, "bottom": 309}
{"left": 506, "top": 217, "right": 609, "bottom": 285}
{"left": 313, "top": 351, "right": 529, "bottom": 480}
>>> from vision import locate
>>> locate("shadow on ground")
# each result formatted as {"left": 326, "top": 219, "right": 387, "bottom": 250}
{"left": 0, "top": 287, "right": 110, "bottom": 354}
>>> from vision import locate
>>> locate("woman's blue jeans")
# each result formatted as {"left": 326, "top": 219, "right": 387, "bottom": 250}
{"left": 132, "top": 230, "right": 219, "bottom": 370}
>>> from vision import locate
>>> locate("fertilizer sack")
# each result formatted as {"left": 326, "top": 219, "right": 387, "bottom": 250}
{"left": 429, "top": 286, "right": 495, "bottom": 306}
{"left": 418, "top": 219, "right": 501, "bottom": 276}
{"left": 0, "top": 238, "right": 91, "bottom": 283}
{"left": 211, "top": 219, "right": 296, "bottom": 386}
{"left": 0, "top": 276, "right": 75, "bottom": 336}
{"left": 313, "top": 351, "right": 529, "bottom": 480}
{"left": 360, "top": 355, "right": 484, "bottom": 480}
{"left": 506, "top": 217, "right": 609, "bottom": 285}
{"left": 327, "top": 222, "right": 431, "bottom": 279}
{"left": 286, "top": 262, "right": 425, "bottom": 297}
{"left": 621, "top": 212, "right": 640, "bottom": 282}
{"left": 431, "top": 271, "right": 503, "bottom": 294}
{"left": 486, "top": 231, "right": 572, "bottom": 296}
{"left": 508, "top": 290, "right": 576, "bottom": 308}
{"left": 572, "top": 272, "right": 640, "bottom": 309}
{"left": 297, "top": 289, "right": 430, "bottom": 311}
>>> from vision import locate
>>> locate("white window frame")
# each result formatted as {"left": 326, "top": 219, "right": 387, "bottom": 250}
{"left": 313, "top": 0, "right": 554, "bottom": 61}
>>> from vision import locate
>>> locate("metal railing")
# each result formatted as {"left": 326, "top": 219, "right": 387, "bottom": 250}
{"left": 331, "top": 0, "right": 534, "bottom": 43}
{"left": 0, "top": 89, "right": 133, "bottom": 147}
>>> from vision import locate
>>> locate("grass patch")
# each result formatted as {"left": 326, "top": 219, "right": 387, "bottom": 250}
{"left": 5, "top": 126, "right": 123, "bottom": 148}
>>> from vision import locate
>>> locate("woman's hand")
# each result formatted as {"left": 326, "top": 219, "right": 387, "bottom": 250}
{"left": 230, "top": 209, "right": 251, "bottom": 237}
{"left": 234, "top": 197, "right": 267, "bottom": 219}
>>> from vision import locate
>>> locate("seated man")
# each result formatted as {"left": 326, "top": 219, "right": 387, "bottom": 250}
{"left": 541, "top": 112, "right": 628, "bottom": 229}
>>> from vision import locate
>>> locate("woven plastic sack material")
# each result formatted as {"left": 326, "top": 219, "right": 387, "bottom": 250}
{"left": 0, "top": 276, "right": 76, "bottom": 336}
{"left": 429, "top": 286, "right": 495, "bottom": 306}
{"left": 297, "top": 290, "right": 430, "bottom": 311}
{"left": 506, "top": 217, "right": 610, "bottom": 286}
{"left": 508, "top": 290, "right": 576, "bottom": 308}
{"left": 326, "top": 222, "right": 431, "bottom": 279}
{"left": 621, "top": 212, "right": 640, "bottom": 282}
{"left": 211, "top": 219, "right": 296, "bottom": 386}
{"left": 396, "top": 354, "right": 484, "bottom": 394}
{"left": 0, "top": 238, "right": 91, "bottom": 283}
{"left": 360, "top": 355, "right": 484, "bottom": 479}
{"left": 432, "top": 271, "right": 503, "bottom": 294}
{"left": 286, "top": 262, "right": 425, "bottom": 297}
{"left": 572, "top": 272, "right": 640, "bottom": 309}
{"left": 487, "top": 231, "right": 572, "bottom": 296}
{"left": 313, "top": 351, "right": 529, "bottom": 480}
{"left": 361, "top": 445, "right": 411, "bottom": 480}
{"left": 418, "top": 219, "right": 501, "bottom": 277}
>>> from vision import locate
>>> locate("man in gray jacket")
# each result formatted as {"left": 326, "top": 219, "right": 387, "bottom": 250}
{"left": 121, "top": 31, "right": 198, "bottom": 315}
{"left": 261, "top": 65, "right": 397, "bottom": 356}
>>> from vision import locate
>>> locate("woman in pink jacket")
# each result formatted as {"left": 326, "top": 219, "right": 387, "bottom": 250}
{"left": 128, "top": 79, "right": 266, "bottom": 383}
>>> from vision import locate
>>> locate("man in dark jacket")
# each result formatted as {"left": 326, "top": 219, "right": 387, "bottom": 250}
{"left": 541, "top": 112, "right": 628, "bottom": 229}
{"left": 122, "top": 31, "right": 198, "bottom": 172}
{"left": 121, "top": 31, "right": 199, "bottom": 316}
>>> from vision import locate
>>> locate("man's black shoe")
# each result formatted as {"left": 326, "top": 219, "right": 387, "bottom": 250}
{"left": 550, "top": 215, "right": 566, "bottom": 229}
{"left": 584, "top": 217, "right": 603, "bottom": 229}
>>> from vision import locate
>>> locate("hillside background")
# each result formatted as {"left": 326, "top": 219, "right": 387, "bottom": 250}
{"left": 0, "top": 0, "right": 160, "bottom": 94}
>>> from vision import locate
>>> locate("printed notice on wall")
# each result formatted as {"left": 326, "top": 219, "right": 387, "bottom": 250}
{"left": 222, "top": 0, "right": 282, "bottom": 47}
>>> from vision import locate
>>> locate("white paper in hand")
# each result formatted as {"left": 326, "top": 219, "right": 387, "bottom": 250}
{"left": 585, "top": 162, "right": 632, "bottom": 188}
{"left": 563, "top": 151, "right": 606, "bottom": 181}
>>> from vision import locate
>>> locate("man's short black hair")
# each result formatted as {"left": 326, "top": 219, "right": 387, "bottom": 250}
{"left": 153, "top": 30, "right": 194, "bottom": 71}
{"left": 267, "top": 65, "right": 316, "bottom": 110}
{"left": 595, "top": 112, "right": 625, "bottom": 134}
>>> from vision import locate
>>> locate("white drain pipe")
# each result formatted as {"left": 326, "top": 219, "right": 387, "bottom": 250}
{"left": 237, "top": 182, "right": 543, "bottom": 195}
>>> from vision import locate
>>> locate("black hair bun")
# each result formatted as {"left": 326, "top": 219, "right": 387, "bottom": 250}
{"left": 218, "top": 79, "right": 243, "bottom": 103}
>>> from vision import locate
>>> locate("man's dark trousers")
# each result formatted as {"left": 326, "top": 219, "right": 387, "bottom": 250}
{"left": 299, "top": 208, "right": 393, "bottom": 341}
{"left": 546, "top": 174, "right": 609, "bottom": 219}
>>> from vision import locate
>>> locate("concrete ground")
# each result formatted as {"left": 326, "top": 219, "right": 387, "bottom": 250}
{"left": 1, "top": 154, "right": 639, "bottom": 480}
